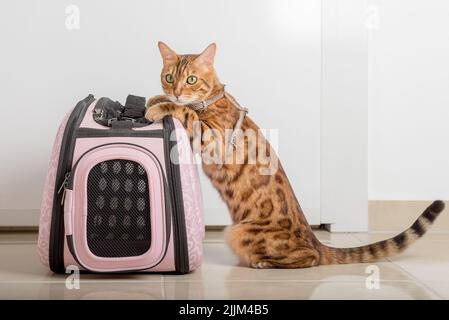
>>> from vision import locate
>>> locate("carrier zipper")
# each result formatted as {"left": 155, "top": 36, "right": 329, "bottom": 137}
{"left": 163, "top": 116, "right": 189, "bottom": 274}
{"left": 58, "top": 172, "right": 71, "bottom": 205}
{"left": 49, "top": 95, "right": 95, "bottom": 273}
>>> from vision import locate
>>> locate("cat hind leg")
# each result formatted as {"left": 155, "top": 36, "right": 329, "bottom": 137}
{"left": 226, "top": 223, "right": 320, "bottom": 269}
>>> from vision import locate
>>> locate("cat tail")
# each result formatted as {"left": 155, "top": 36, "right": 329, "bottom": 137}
{"left": 317, "top": 200, "right": 445, "bottom": 265}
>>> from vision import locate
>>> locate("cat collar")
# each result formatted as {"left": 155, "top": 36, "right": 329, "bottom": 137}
{"left": 187, "top": 91, "right": 225, "bottom": 112}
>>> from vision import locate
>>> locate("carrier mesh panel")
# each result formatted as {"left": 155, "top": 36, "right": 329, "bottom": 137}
{"left": 87, "top": 160, "right": 151, "bottom": 257}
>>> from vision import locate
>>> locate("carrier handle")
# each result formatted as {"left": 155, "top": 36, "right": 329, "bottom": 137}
{"left": 93, "top": 95, "right": 150, "bottom": 128}
{"left": 123, "top": 94, "right": 147, "bottom": 118}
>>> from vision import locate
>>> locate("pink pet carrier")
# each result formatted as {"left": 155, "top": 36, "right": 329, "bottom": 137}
{"left": 37, "top": 94, "right": 204, "bottom": 273}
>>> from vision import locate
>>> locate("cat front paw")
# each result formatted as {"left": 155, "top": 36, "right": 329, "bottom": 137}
{"left": 146, "top": 95, "right": 172, "bottom": 108}
{"left": 145, "top": 104, "right": 175, "bottom": 122}
{"left": 249, "top": 261, "right": 273, "bottom": 269}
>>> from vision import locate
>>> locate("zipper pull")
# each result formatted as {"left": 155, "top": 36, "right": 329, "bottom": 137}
{"left": 58, "top": 172, "right": 71, "bottom": 205}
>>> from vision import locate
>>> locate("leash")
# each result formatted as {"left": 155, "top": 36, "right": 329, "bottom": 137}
{"left": 223, "top": 91, "right": 248, "bottom": 146}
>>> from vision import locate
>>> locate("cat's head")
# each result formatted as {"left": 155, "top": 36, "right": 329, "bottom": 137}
{"left": 157, "top": 41, "right": 220, "bottom": 105}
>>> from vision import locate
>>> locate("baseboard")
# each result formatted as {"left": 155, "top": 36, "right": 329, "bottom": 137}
{"left": 369, "top": 200, "right": 449, "bottom": 232}
{"left": 205, "top": 225, "right": 227, "bottom": 231}
{"left": 0, "top": 209, "right": 40, "bottom": 227}
{"left": 3, "top": 203, "right": 448, "bottom": 233}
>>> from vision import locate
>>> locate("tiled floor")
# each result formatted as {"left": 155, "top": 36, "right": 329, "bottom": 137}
{"left": 0, "top": 230, "right": 448, "bottom": 299}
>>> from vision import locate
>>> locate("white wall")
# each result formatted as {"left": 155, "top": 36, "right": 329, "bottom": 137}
{"left": 368, "top": 0, "right": 449, "bottom": 200}
{"left": 0, "top": 0, "right": 322, "bottom": 226}
{"left": 4, "top": 0, "right": 443, "bottom": 230}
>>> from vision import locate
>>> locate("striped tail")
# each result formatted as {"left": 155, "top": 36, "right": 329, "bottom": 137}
{"left": 318, "top": 200, "right": 445, "bottom": 265}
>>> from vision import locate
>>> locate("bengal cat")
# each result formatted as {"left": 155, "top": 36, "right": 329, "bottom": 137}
{"left": 145, "top": 42, "right": 445, "bottom": 268}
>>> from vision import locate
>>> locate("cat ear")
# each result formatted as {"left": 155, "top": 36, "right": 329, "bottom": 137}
{"left": 158, "top": 41, "right": 178, "bottom": 64}
{"left": 194, "top": 43, "right": 216, "bottom": 68}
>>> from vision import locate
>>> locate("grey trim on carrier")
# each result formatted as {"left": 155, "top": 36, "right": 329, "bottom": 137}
{"left": 76, "top": 128, "right": 164, "bottom": 138}
{"left": 163, "top": 116, "right": 189, "bottom": 274}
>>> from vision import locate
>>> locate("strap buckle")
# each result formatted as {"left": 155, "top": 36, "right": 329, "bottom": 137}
{"left": 107, "top": 118, "right": 118, "bottom": 126}
{"left": 120, "top": 117, "right": 137, "bottom": 123}
{"left": 107, "top": 117, "right": 136, "bottom": 126}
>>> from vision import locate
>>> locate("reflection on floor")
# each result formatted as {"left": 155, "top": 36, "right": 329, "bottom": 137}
{"left": 0, "top": 230, "right": 448, "bottom": 299}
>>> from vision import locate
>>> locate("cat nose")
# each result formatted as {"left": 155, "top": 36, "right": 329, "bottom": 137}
{"left": 174, "top": 87, "right": 182, "bottom": 98}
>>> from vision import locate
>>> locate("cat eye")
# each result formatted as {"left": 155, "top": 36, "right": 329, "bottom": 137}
{"left": 165, "top": 74, "right": 174, "bottom": 83}
{"left": 186, "top": 75, "right": 197, "bottom": 85}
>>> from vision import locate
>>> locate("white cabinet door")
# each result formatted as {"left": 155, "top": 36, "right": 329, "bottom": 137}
{"left": 0, "top": 0, "right": 322, "bottom": 226}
